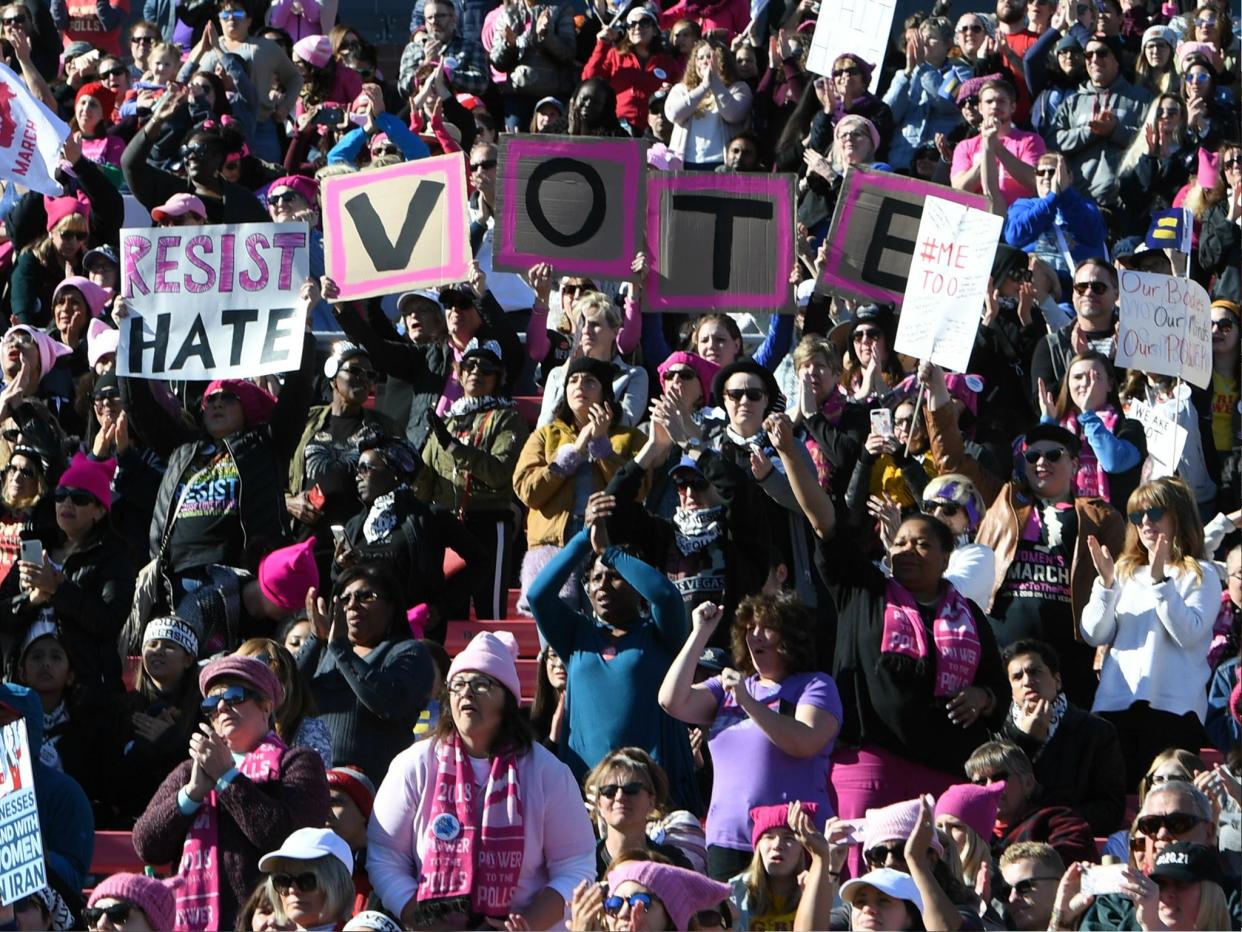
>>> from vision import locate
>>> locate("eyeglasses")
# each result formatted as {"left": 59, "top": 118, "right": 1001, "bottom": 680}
{"left": 470, "top": 159, "right": 497, "bottom": 171}
{"left": 53, "top": 487, "right": 99, "bottom": 506}
{"left": 1073, "top": 280, "right": 1110, "bottom": 295}
{"left": 355, "top": 460, "right": 388, "bottom": 476}
{"left": 604, "top": 893, "right": 654, "bottom": 915}
{"left": 1008, "top": 267, "right": 1035, "bottom": 283}
{"left": 853, "top": 327, "right": 883, "bottom": 341}
{"left": 1084, "top": 48, "right": 1113, "bottom": 59}
{"left": 447, "top": 676, "right": 495, "bottom": 695}
{"left": 923, "top": 500, "right": 962, "bottom": 517}
{"left": 6, "top": 465, "right": 36, "bottom": 480}
{"left": 218, "top": 9, "right": 247, "bottom": 19}
{"left": 673, "top": 475, "right": 709, "bottom": 492}
{"left": 957, "top": 23, "right": 984, "bottom": 32}
{"left": 99, "top": 66, "right": 127, "bottom": 78}
{"left": 1135, "top": 812, "right": 1205, "bottom": 837}
{"left": 200, "top": 685, "right": 260, "bottom": 716}
{"left": 598, "top": 781, "right": 649, "bottom": 798}
{"left": 1012, "top": 876, "right": 1060, "bottom": 897}
{"left": 1024, "top": 447, "right": 1067, "bottom": 464}
{"left": 271, "top": 871, "right": 319, "bottom": 893}
{"left": 1184, "top": 72, "right": 1210, "bottom": 84}
{"left": 338, "top": 364, "right": 378, "bottom": 381}
{"left": 267, "top": 191, "right": 301, "bottom": 206}
{"left": 131, "top": 33, "right": 156, "bottom": 43}
{"left": 459, "top": 358, "right": 500, "bottom": 375}
{"left": 723, "top": 387, "right": 766, "bottom": 402}
{"left": 663, "top": 368, "right": 697, "bottom": 382}
{"left": 341, "top": 587, "right": 382, "bottom": 605}
{"left": 972, "top": 770, "right": 1009, "bottom": 785}
{"left": 864, "top": 843, "right": 907, "bottom": 868}
{"left": 832, "top": 67, "right": 861, "bottom": 77}
{"left": 1213, "top": 317, "right": 1236, "bottom": 332}
{"left": 1128, "top": 506, "right": 1166, "bottom": 525}
{"left": 83, "top": 903, "right": 132, "bottom": 928}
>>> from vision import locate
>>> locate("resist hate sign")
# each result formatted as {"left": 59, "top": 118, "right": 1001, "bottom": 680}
{"left": 1115, "top": 270, "right": 1212, "bottom": 389}
{"left": 119, "top": 223, "right": 311, "bottom": 380}
{"left": 0, "top": 717, "right": 43, "bottom": 906}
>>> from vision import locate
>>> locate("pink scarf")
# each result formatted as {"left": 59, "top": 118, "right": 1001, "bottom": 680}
{"left": 419, "top": 734, "right": 525, "bottom": 918}
{"left": 882, "top": 579, "right": 982, "bottom": 697}
{"left": 174, "top": 732, "right": 286, "bottom": 932}
{"left": 803, "top": 389, "right": 847, "bottom": 490}
{"left": 1061, "top": 407, "right": 1118, "bottom": 500}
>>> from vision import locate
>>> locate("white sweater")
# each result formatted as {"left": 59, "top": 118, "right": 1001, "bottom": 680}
{"left": 1080, "top": 561, "right": 1222, "bottom": 722}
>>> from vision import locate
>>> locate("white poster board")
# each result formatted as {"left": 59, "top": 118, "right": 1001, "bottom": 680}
{"left": 894, "top": 195, "right": 1003, "bottom": 374}
{"left": 806, "top": 0, "right": 897, "bottom": 90}
{"left": 1116, "top": 270, "right": 1212, "bottom": 389}
{"left": 1125, "top": 398, "right": 1189, "bottom": 476}
{"left": 118, "top": 222, "right": 311, "bottom": 380}
{"left": 0, "top": 716, "right": 43, "bottom": 905}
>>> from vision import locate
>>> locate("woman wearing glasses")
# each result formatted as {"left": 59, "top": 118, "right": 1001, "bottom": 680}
{"left": 84, "top": 872, "right": 176, "bottom": 932}
{"left": 1198, "top": 146, "right": 1242, "bottom": 305}
{"left": 0, "top": 446, "right": 51, "bottom": 591}
{"left": 297, "top": 564, "right": 435, "bottom": 783}
{"left": 10, "top": 198, "right": 90, "bottom": 329}
{"left": 368, "top": 630, "right": 595, "bottom": 929}
{"left": 809, "top": 54, "right": 894, "bottom": 161}
{"left": 133, "top": 655, "right": 331, "bottom": 932}
{"left": 1082, "top": 477, "right": 1222, "bottom": 786}
{"left": 259, "top": 827, "right": 356, "bottom": 930}
{"left": 1117, "top": 95, "right": 1193, "bottom": 233}
{"left": 1179, "top": 52, "right": 1233, "bottom": 152}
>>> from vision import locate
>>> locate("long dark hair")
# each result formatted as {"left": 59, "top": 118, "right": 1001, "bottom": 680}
{"left": 775, "top": 83, "right": 823, "bottom": 160}
{"left": 529, "top": 646, "right": 562, "bottom": 747}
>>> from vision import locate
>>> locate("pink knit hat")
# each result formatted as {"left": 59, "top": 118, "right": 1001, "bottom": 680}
{"left": 6, "top": 325, "right": 73, "bottom": 379}
{"left": 57, "top": 452, "right": 116, "bottom": 510}
{"left": 407, "top": 603, "right": 431, "bottom": 639}
{"left": 605, "top": 861, "right": 731, "bottom": 931}
{"left": 88, "top": 873, "right": 175, "bottom": 931}
{"left": 447, "top": 631, "right": 521, "bottom": 700}
{"left": 269, "top": 173, "right": 319, "bottom": 208}
{"left": 43, "top": 194, "right": 88, "bottom": 232}
{"left": 657, "top": 351, "right": 721, "bottom": 404}
{"left": 934, "top": 782, "right": 1005, "bottom": 840}
{"left": 293, "top": 34, "right": 333, "bottom": 68}
{"left": 863, "top": 799, "right": 944, "bottom": 856}
{"left": 202, "top": 378, "right": 277, "bottom": 427}
{"left": 200, "top": 654, "right": 285, "bottom": 706}
{"left": 750, "top": 801, "right": 818, "bottom": 850}
{"left": 53, "top": 275, "right": 112, "bottom": 319}
{"left": 257, "top": 537, "right": 319, "bottom": 614}
{"left": 87, "top": 318, "right": 119, "bottom": 368}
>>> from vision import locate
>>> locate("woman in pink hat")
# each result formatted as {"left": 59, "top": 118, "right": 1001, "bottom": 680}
{"left": 368, "top": 630, "right": 595, "bottom": 930}
{"left": 10, "top": 199, "right": 90, "bottom": 329}
{"left": 569, "top": 857, "right": 732, "bottom": 931}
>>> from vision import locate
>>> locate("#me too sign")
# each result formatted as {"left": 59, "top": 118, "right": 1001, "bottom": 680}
{"left": 0, "top": 711, "right": 43, "bottom": 906}
{"left": 118, "top": 222, "right": 311, "bottom": 381}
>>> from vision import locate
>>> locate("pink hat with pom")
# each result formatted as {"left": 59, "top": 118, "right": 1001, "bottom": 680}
{"left": 606, "top": 861, "right": 731, "bottom": 931}
{"left": 6, "top": 324, "right": 73, "bottom": 379}
{"left": 57, "top": 451, "right": 117, "bottom": 510}
{"left": 87, "top": 318, "right": 119, "bottom": 368}
{"left": 447, "top": 631, "right": 521, "bottom": 699}
{"left": 934, "top": 782, "right": 1005, "bottom": 840}
{"left": 53, "top": 275, "right": 112, "bottom": 319}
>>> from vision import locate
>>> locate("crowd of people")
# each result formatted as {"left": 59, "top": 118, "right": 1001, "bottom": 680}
{"left": 0, "top": 0, "right": 1236, "bottom": 926}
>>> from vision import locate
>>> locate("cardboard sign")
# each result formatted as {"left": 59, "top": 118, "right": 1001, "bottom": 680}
{"left": 806, "top": 0, "right": 897, "bottom": 90}
{"left": 493, "top": 135, "right": 645, "bottom": 278}
{"left": 322, "top": 153, "right": 470, "bottom": 302}
{"left": 645, "top": 173, "right": 795, "bottom": 314}
{"left": 1124, "top": 397, "right": 1189, "bottom": 475}
{"left": 118, "top": 222, "right": 311, "bottom": 380}
{"left": 0, "top": 717, "right": 43, "bottom": 905}
{"left": 0, "top": 62, "right": 69, "bottom": 196}
{"left": 1116, "top": 270, "right": 1212, "bottom": 389}
{"left": 820, "top": 167, "right": 990, "bottom": 308}
{"left": 894, "top": 195, "right": 1003, "bottom": 374}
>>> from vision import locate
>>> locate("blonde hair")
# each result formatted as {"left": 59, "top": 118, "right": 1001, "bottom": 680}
{"left": 30, "top": 213, "right": 88, "bottom": 268}
{"left": 1115, "top": 478, "right": 1205, "bottom": 583}
{"left": 939, "top": 814, "right": 988, "bottom": 882}
{"left": 1182, "top": 143, "right": 1235, "bottom": 220}
{"left": 572, "top": 291, "right": 622, "bottom": 331}
{"left": 1119, "top": 95, "right": 1184, "bottom": 174}
{"left": 742, "top": 829, "right": 805, "bottom": 917}
{"left": 148, "top": 41, "right": 180, "bottom": 68}
{"left": 263, "top": 854, "right": 354, "bottom": 926}
{"left": 1195, "top": 881, "right": 1231, "bottom": 931}
{"left": 792, "top": 335, "right": 842, "bottom": 374}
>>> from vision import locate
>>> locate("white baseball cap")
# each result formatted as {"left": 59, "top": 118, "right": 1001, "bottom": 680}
{"left": 259, "top": 827, "right": 354, "bottom": 875}
{"left": 840, "top": 868, "right": 925, "bottom": 917}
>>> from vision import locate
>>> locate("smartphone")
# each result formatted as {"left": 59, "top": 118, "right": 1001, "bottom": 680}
{"left": 1081, "top": 864, "right": 1127, "bottom": 897}
{"left": 330, "top": 525, "right": 345, "bottom": 544}
{"left": 314, "top": 107, "right": 344, "bottom": 126}
{"left": 870, "top": 408, "right": 893, "bottom": 437}
{"left": 838, "top": 818, "right": 867, "bottom": 845}
{"left": 19, "top": 540, "right": 42, "bottom": 565}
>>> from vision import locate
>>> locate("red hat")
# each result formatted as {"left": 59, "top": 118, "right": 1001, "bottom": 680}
{"left": 202, "top": 379, "right": 277, "bottom": 428}
{"left": 75, "top": 80, "right": 116, "bottom": 117}
{"left": 934, "top": 782, "right": 1006, "bottom": 840}
{"left": 750, "top": 802, "right": 818, "bottom": 850}
{"left": 56, "top": 452, "right": 116, "bottom": 510}
{"left": 257, "top": 537, "right": 319, "bottom": 614}
{"left": 327, "top": 766, "right": 376, "bottom": 819}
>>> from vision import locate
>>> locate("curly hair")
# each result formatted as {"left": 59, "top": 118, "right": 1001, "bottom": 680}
{"left": 729, "top": 591, "right": 819, "bottom": 677}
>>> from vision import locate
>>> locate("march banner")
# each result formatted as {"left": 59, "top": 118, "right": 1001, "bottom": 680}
{"left": 0, "top": 62, "right": 70, "bottom": 196}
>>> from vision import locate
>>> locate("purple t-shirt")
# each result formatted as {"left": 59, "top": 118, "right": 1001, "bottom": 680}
{"left": 703, "top": 671, "right": 844, "bottom": 851}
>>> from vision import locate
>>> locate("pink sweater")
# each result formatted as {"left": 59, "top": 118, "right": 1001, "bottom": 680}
{"left": 367, "top": 739, "right": 596, "bottom": 921}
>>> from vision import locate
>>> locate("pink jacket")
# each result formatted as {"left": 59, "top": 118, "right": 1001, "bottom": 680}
{"left": 367, "top": 739, "right": 596, "bottom": 920}
{"left": 267, "top": 0, "right": 324, "bottom": 42}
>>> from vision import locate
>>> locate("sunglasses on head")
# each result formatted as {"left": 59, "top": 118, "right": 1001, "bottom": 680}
{"left": 598, "top": 780, "right": 648, "bottom": 798}
{"left": 1024, "top": 447, "right": 1068, "bottom": 464}
{"left": 604, "top": 893, "right": 654, "bottom": 914}
{"left": 1128, "top": 506, "right": 1166, "bottom": 525}
{"left": 271, "top": 871, "right": 319, "bottom": 893}
{"left": 200, "top": 684, "right": 260, "bottom": 715}
{"left": 724, "top": 387, "right": 765, "bottom": 402}
{"left": 83, "top": 903, "right": 132, "bottom": 928}
{"left": 1012, "top": 876, "right": 1060, "bottom": 897}
{"left": 1135, "top": 812, "right": 1204, "bottom": 837}
{"left": 53, "top": 487, "right": 98, "bottom": 506}
{"left": 923, "top": 499, "right": 962, "bottom": 516}
{"left": 1073, "top": 280, "right": 1109, "bottom": 295}
{"left": 864, "top": 843, "right": 907, "bottom": 868}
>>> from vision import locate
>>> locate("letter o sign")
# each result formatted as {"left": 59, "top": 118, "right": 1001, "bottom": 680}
{"left": 525, "top": 157, "right": 607, "bottom": 248}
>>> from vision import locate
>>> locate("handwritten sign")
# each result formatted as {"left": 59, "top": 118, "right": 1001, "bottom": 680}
{"left": 806, "top": 0, "right": 896, "bottom": 91}
{"left": 894, "top": 195, "right": 1002, "bottom": 373}
{"left": 118, "top": 222, "right": 310, "bottom": 380}
{"left": 0, "top": 717, "right": 43, "bottom": 906}
{"left": 1116, "top": 270, "right": 1211, "bottom": 389}
{"left": 1124, "top": 397, "right": 1188, "bottom": 475}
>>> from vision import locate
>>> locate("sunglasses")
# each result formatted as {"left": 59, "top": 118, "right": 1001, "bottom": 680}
{"left": 99, "top": 65, "right": 127, "bottom": 78}
{"left": 1213, "top": 317, "right": 1236, "bottom": 331}
{"left": 1008, "top": 267, "right": 1035, "bottom": 283}
{"left": 1128, "top": 506, "right": 1166, "bottom": 525}
{"left": 1224, "top": 157, "right": 1242, "bottom": 169}
{"left": 1084, "top": 48, "right": 1113, "bottom": 59}
{"left": 0, "top": 428, "right": 20, "bottom": 442}
{"left": 1073, "top": 280, "right": 1110, "bottom": 295}
{"left": 1157, "top": 106, "right": 1182, "bottom": 118}
{"left": 341, "top": 587, "right": 382, "bottom": 605}
{"left": 6, "top": 465, "right": 36, "bottom": 480}
{"left": 83, "top": 904, "right": 132, "bottom": 928}
{"left": 627, "top": 17, "right": 655, "bottom": 27}
{"left": 0, "top": 15, "right": 27, "bottom": 26}
{"left": 604, "top": 893, "right": 654, "bottom": 915}
{"left": 1012, "top": 876, "right": 1060, "bottom": 897}
{"left": 1024, "top": 447, "right": 1067, "bottom": 464}
{"left": 723, "top": 387, "right": 766, "bottom": 402}
{"left": 271, "top": 871, "right": 319, "bottom": 893}
{"left": 1135, "top": 812, "right": 1205, "bottom": 837}
{"left": 447, "top": 676, "right": 495, "bottom": 695}
{"left": 663, "top": 368, "right": 697, "bottom": 382}
{"left": 673, "top": 475, "right": 709, "bottom": 492}
{"left": 958, "top": 23, "right": 984, "bottom": 32}
{"left": 268, "top": 191, "right": 301, "bottom": 206}
{"left": 218, "top": 9, "right": 247, "bottom": 19}
{"left": 832, "top": 67, "right": 861, "bottom": 77}
{"left": 2, "top": 333, "right": 33, "bottom": 348}
{"left": 93, "top": 389, "right": 122, "bottom": 402}
{"left": 132, "top": 33, "right": 156, "bottom": 42}
{"left": 355, "top": 460, "right": 388, "bottom": 475}
{"left": 1185, "top": 72, "right": 1211, "bottom": 84}
{"left": 371, "top": 144, "right": 400, "bottom": 157}
{"left": 864, "top": 843, "right": 907, "bottom": 868}
{"left": 460, "top": 358, "right": 501, "bottom": 375}
{"left": 338, "top": 364, "right": 378, "bottom": 381}
{"left": 470, "top": 159, "right": 498, "bottom": 171}
{"left": 59, "top": 230, "right": 87, "bottom": 241}
{"left": 1195, "top": 16, "right": 1217, "bottom": 26}
{"left": 53, "top": 487, "right": 99, "bottom": 506}
{"left": 181, "top": 143, "right": 214, "bottom": 159}
{"left": 598, "top": 780, "right": 648, "bottom": 798}
{"left": 959, "top": 94, "right": 980, "bottom": 108}
{"left": 972, "top": 770, "right": 1009, "bottom": 785}
{"left": 200, "top": 685, "right": 260, "bottom": 716}
{"left": 204, "top": 390, "right": 240, "bottom": 406}
{"left": 1035, "top": 167, "right": 1057, "bottom": 178}
{"left": 923, "top": 499, "right": 962, "bottom": 517}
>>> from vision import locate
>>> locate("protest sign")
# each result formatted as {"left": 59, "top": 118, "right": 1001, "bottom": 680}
{"left": 493, "top": 135, "right": 645, "bottom": 278}
{"left": 1115, "top": 270, "right": 1212, "bottom": 389}
{"left": 118, "top": 222, "right": 311, "bottom": 380}
{"left": 644, "top": 173, "right": 795, "bottom": 314}
{"left": 806, "top": 0, "right": 897, "bottom": 90}
{"left": 894, "top": 195, "right": 1002, "bottom": 374}
{"left": 0, "top": 715, "right": 44, "bottom": 906}
{"left": 1124, "top": 398, "right": 1189, "bottom": 476}
{"left": 0, "top": 62, "right": 68, "bottom": 196}
{"left": 820, "top": 167, "right": 990, "bottom": 308}
{"left": 322, "top": 153, "right": 470, "bottom": 302}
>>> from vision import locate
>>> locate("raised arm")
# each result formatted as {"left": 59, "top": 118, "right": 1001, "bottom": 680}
{"left": 528, "top": 529, "right": 594, "bottom": 658}
{"left": 658, "top": 601, "right": 726, "bottom": 725}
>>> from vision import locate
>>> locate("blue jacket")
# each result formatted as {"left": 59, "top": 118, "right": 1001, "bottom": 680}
{"left": 1004, "top": 186, "right": 1108, "bottom": 283}
{"left": 882, "top": 60, "right": 971, "bottom": 170}
{"left": 327, "top": 113, "right": 430, "bottom": 165}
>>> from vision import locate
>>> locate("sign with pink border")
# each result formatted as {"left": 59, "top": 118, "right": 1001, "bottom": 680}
{"left": 322, "top": 153, "right": 470, "bottom": 302}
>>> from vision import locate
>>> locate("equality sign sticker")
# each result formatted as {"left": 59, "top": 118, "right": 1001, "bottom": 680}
{"left": 322, "top": 153, "right": 470, "bottom": 302}
{"left": 118, "top": 222, "right": 311, "bottom": 380}
{"left": 494, "top": 135, "right": 645, "bottom": 278}
{"left": 1116, "top": 270, "right": 1211, "bottom": 390}
{"left": 0, "top": 716, "right": 43, "bottom": 906}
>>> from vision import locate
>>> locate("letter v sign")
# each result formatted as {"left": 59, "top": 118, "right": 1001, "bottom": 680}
{"left": 344, "top": 180, "right": 445, "bottom": 271}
